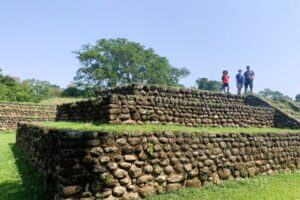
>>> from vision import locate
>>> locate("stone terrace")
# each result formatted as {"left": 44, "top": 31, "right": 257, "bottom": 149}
{"left": 56, "top": 84, "right": 300, "bottom": 128}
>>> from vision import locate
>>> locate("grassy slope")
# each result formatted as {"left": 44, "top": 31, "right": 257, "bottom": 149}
{"left": 39, "top": 97, "right": 84, "bottom": 105}
{"left": 0, "top": 133, "right": 50, "bottom": 200}
{"left": 264, "top": 98, "right": 300, "bottom": 120}
{"left": 40, "top": 121, "right": 300, "bottom": 134}
{"left": 0, "top": 132, "right": 300, "bottom": 200}
{"left": 148, "top": 171, "right": 300, "bottom": 200}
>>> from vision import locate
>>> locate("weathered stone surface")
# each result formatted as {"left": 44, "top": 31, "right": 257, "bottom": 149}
{"left": 113, "top": 186, "right": 126, "bottom": 196}
{"left": 167, "top": 183, "right": 182, "bottom": 192}
{"left": 60, "top": 185, "right": 82, "bottom": 197}
{"left": 129, "top": 166, "right": 142, "bottom": 178}
{"left": 114, "top": 169, "right": 128, "bottom": 179}
{"left": 100, "top": 156, "right": 110, "bottom": 164}
{"left": 138, "top": 186, "right": 156, "bottom": 198}
{"left": 119, "top": 162, "right": 132, "bottom": 169}
{"left": 248, "top": 167, "right": 256, "bottom": 177}
{"left": 123, "top": 192, "right": 140, "bottom": 200}
{"left": 120, "top": 177, "right": 131, "bottom": 186}
{"left": 218, "top": 168, "right": 231, "bottom": 180}
{"left": 107, "top": 163, "right": 118, "bottom": 171}
{"left": 137, "top": 175, "right": 153, "bottom": 185}
{"left": 167, "top": 174, "right": 184, "bottom": 183}
{"left": 142, "top": 165, "right": 152, "bottom": 174}
{"left": 156, "top": 175, "right": 167, "bottom": 183}
{"left": 125, "top": 155, "right": 137, "bottom": 162}
{"left": 186, "top": 178, "right": 201, "bottom": 188}
{"left": 165, "top": 165, "right": 174, "bottom": 174}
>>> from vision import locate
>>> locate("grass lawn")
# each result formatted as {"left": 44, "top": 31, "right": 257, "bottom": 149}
{"left": 39, "top": 97, "right": 84, "bottom": 105}
{"left": 0, "top": 132, "right": 50, "bottom": 200}
{"left": 147, "top": 171, "right": 300, "bottom": 200}
{"left": 41, "top": 121, "right": 300, "bottom": 134}
{"left": 1, "top": 132, "right": 300, "bottom": 200}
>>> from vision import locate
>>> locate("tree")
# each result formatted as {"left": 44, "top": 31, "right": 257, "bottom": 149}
{"left": 258, "top": 88, "right": 292, "bottom": 101}
{"left": 195, "top": 78, "right": 221, "bottom": 91}
{"left": 295, "top": 94, "right": 300, "bottom": 102}
{"left": 73, "top": 38, "right": 190, "bottom": 91}
{"left": 0, "top": 74, "right": 32, "bottom": 102}
{"left": 61, "top": 83, "right": 92, "bottom": 97}
{"left": 23, "top": 79, "right": 62, "bottom": 102}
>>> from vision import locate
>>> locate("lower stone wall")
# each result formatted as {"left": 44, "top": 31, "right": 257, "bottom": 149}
{"left": 17, "top": 123, "right": 300, "bottom": 199}
{"left": 0, "top": 102, "right": 56, "bottom": 130}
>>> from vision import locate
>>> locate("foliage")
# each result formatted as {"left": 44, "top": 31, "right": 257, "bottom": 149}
{"left": 40, "top": 121, "right": 300, "bottom": 134}
{"left": 73, "top": 38, "right": 190, "bottom": 92}
{"left": 258, "top": 88, "right": 292, "bottom": 101}
{"left": 23, "top": 79, "right": 62, "bottom": 102}
{"left": 146, "top": 142, "right": 154, "bottom": 156}
{"left": 0, "top": 69, "right": 62, "bottom": 103}
{"left": 61, "top": 83, "right": 95, "bottom": 98}
{"left": 295, "top": 94, "right": 300, "bottom": 102}
{"left": 195, "top": 78, "right": 221, "bottom": 91}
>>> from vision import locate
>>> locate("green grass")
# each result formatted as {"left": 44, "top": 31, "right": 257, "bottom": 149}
{"left": 0, "top": 132, "right": 300, "bottom": 200}
{"left": 262, "top": 98, "right": 300, "bottom": 120}
{"left": 148, "top": 171, "right": 300, "bottom": 200}
{"left": 0, "top": 132, "right": 50, "bottom": 200}
{"left": 40, "top": 121, "right": 300, "bottom": 134}
{"left": 39, "top": 97, "right": 84, "bottom": 105}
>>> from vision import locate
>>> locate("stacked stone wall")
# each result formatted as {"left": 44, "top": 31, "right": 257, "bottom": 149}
{"left": 107, "top": 95, "right": 275, "bottom": 127}
{"left": 56, "top": 84, "right": 300, "bottom": 128}
{"left": 246, "top": 96, "right": 300, "bottom": 129}
{"left": 100, "top": 84, "right": 247, "bottom": 105}
{"left": 16, "top": 123, "right": 300, "bottom": 199}
{"left": 56, "top": 98, "right": 106, "bottom": 122}
{"left": 0, "top": 102, "right": 56, "bottom": 130}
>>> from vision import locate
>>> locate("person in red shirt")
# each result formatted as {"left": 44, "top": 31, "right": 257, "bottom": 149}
{"left": 221, "top": 70, "right": 230, "bottom": 94}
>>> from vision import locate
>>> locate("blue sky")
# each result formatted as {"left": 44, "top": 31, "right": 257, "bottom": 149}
{"left": 0, "top": 0, "right": 299, "bottom": 97}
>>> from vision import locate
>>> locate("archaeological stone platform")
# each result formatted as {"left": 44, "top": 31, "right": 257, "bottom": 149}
{"left": 56, "top": 84, "right": 300, "bottom": 129}
{"left": 0, "top": 102, "right": 56, "bottom": 130}
{"left": 17, "top": 123, "right": 300, "bottom": 199}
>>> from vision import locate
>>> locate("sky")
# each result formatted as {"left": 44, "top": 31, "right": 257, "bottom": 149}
{"left": 0, "top": 0, "right": 299, "bottom": 98}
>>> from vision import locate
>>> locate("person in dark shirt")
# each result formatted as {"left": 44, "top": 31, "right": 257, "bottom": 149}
{"left": 235, "top": 69, "right": 244, "bottom": 95}
{"left": 244, "top": 66, "right": 255, "bottom": 95}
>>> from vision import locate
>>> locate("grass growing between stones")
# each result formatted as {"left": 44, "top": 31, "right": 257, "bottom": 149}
{"left": 0, "top": 132, "right": 50, "bottom": 200}
{"left": 148, "top": 171, "right": 300, "bottom": 200}
{"left": 40, "top": 121, "right": 300, "bottom": 134}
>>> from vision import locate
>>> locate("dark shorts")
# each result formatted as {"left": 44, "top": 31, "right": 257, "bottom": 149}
{"left": 222, "top": 83, "right": 229, "bottom": 89}
{"left": 244, "top": 79, "right": 253, "bottom": 89}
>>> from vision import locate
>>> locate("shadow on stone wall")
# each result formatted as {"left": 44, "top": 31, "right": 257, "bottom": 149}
{"left": 1, "top": 144, "right": 51, "bottom": 200}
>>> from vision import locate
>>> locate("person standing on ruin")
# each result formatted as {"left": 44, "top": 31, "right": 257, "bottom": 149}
{"left": 244, "top": 66, "right": 255, "bottom": 95}
{"left": 221, "top": 70, "right": 230, "bottom": 94}
{"left": 235, "top": 69, "right": 244, "bottom": 95}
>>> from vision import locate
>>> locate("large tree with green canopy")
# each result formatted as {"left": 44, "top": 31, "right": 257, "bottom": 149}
{"left": 73, "top": 38, "right": 190, "bottom": 90}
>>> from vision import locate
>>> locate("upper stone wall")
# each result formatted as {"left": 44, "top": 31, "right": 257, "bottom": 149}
{"left": 0, "top": 102, "right": 56, "bottom": 130}
{"left": 56, "top": 84, "right": 300, "bottom": 128}
{"left": 99, "top": 84, "right": 246, "bottom": 105}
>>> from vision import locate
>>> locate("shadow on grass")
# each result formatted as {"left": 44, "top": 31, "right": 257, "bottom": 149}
{"left": 0, "top": 144, "right": 51, "bottom": 200}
